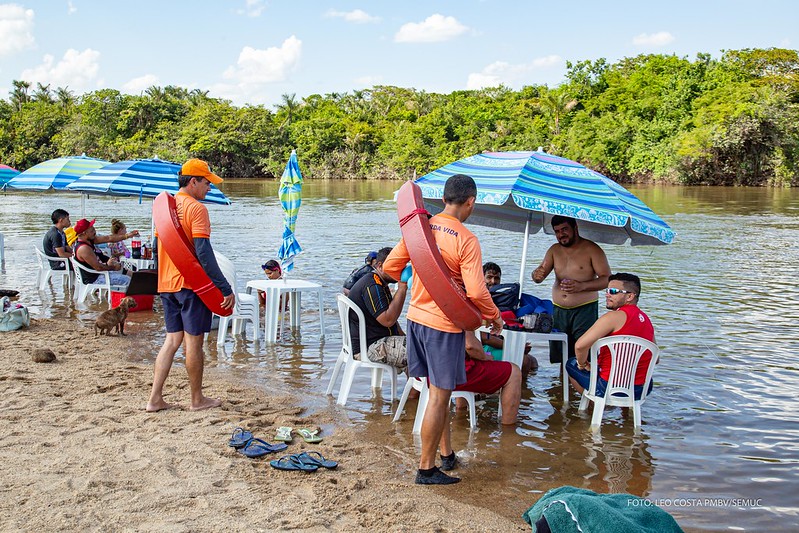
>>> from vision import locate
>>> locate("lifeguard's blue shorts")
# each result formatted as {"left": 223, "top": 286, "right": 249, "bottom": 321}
{"left": 565, "top": 358, "right": 653, "bottom": 400}
{"left": 406, "top": 320, "right": 466, "bottom": 390}
{"left": 161, "top": 288, "right": 212, "bottom": 336}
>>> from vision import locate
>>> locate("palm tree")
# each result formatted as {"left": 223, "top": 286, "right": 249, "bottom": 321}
{"left": 55, "top": 86, "right": 75, "bottom": 109}
{"left": 33, "top": 83, "right": 54, "bottom": 103}
{"left": 10, "top": 80, "right": 31, "bottom": 111}
{"left": 537, "top": 88, "right": 577, "bottom": 135}
{"left": 276, "top": 93, "right": 299, "bottom": 128}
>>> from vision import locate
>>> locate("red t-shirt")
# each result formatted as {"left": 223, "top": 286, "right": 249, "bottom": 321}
{"left": 597, "top": 305, "right": 655, "bottom": 385}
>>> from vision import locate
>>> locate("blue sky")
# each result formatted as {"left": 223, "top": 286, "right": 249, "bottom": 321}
{"left": 1, "top": 1, "right": 797, "bottom": 108}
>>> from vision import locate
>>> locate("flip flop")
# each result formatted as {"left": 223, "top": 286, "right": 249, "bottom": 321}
{"left": 296, "top": 428, "right": 323, "bottom": 443}
{"left": 228, "top": 427, "right": 253, "bottom": 449}
{"left": 275, "top": 426, "right": 293, "bottom": 442}
{"left": 297, "top": 451, "right": 338, "bottom": 470}
{"left": 269, "top": 454, "right": 319, "bottom": 472}
{"left": 238, "top": 438, "right": 288, "bottom": 458}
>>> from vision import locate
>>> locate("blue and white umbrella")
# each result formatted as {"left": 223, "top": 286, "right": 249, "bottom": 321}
{"left": 4, "top": 154, "right": 109, "bottom": 190}
{"left": 415, "top": 149, "right": 675, "bottom": 288}
{"left": 0, "top": 164, "right": 20, "bottom": 187}
{"left": 277, "top": 150, "right": 303, "bottom": 272}
{"left": 66, "top": 157, "right": 230, "bottom": 205}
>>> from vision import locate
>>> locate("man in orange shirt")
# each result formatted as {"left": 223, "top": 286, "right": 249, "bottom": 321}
{"left": 384, "top": 174, "right": 502, "bottom": 485}
{"left": 146, "top": 159, "right": 235, "bottom": 412}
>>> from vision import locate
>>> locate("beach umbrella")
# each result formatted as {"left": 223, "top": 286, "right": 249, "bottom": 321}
{"left": 4, "top": 154, "right": 109, "bottom": 191}
{"left": 414, "top": 149, "right": 675, "bottom": 287}
{"left": 277, "top": 150, "right": 303, "bottom": 272}
{"left": 65, "top": 157, "right": 230, "bottom": 205}
{"left": 0, "top": 164, "right": 20, "bottom": 187}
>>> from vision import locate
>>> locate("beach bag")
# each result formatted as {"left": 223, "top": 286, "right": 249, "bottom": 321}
{"left": 489, "top": 282, "right": 520, "bottom": 312}
{"left": 520, "top": 312, "right": 554, "bottom": 333}
{"left": 0, "top": 296, "right": 30, "bottom": 332}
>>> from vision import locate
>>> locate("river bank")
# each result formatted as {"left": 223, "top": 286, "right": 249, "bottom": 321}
{"left": 0, "top": 318, "right": 524, "bottom": 531}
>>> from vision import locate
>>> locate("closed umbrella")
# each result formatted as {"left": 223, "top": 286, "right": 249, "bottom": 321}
{"left": 4, "top": 154, "right": 108, "bottom": 190}
{"left": 277, "top": 150, "right": 303, "bottom": 272}
{"left": 0, "top": 164, "right": 20, "bottom": 187}
{"left": 414, "top": 149, "right": 675, "bottom": 288}
{"left": 65, "top": 157, "right": 230, "bottom": 205}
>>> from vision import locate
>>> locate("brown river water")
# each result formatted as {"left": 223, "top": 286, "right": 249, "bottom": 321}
{"left": 1, "top": 181, "right": 797, "bottom": 531}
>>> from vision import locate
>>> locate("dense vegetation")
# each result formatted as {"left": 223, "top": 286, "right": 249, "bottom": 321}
{"left": 1, "top": 48, "right": 797, "bottom": 186}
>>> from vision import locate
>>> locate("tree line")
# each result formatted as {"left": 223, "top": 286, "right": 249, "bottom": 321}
{"left": 1, "top": 48, "right": 797, "bottom": 186}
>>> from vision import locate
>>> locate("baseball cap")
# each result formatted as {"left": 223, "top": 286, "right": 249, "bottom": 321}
{"left": 365, "top": 251, "right": 378, "bottom": 264}
{"left": 74, "top": 218, "right": 95, "bottom": 234}
{"left": 180, "top": 158, "right": 223, "bottom": 185}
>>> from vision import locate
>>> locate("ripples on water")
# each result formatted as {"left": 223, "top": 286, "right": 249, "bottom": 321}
{"left": 1, "top": 183, "right": 797, "bottom": 530}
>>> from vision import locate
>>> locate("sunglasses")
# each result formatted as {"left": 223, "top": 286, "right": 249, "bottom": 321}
{"left": 605, "top": 288, "right": 633, "bottom": 295}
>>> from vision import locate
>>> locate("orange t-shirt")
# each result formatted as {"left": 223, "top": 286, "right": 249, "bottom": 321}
{"left": 157, "top": 191, "right": 212, "bottom": 293}
{"left": 383, "top": 213, "right": 499, "bottom": 333}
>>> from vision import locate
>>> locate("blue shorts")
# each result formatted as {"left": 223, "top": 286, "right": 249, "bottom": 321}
{"left": 161, "top": 289, "right": 212, "bottom": 336}
{"left": 406, "top": 320, "right": 466, "bottom": 390}
{"left": 565, "top": 358, "right": 653, "bottom": 400}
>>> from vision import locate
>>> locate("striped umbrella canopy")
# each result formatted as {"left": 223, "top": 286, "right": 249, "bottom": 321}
{"left": 416, "top": 150, "right": 674, "bottom": 246}
{"left": 65, "top": 157, "right": 230, "bottom": 205}
{"left": 0, "top": 164, "right": 20, "bottom": 187}
{"left": 415, "top": 150, "right": 674, "bottom": 290}
{"left": 4, "top": 154, "right": 109, "bottom": 190}
{"left": 277, "top": 150, "right": 303, "bottom": 272}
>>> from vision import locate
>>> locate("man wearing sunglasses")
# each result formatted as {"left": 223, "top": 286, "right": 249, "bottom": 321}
{"left": 532, "top": 215, "right": 611, "bottom": 363}
{"left": 565, "top": 273, "right": 656, "bottom": 399}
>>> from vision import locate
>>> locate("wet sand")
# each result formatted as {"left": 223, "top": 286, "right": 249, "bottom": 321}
{"left": 0, "top": 318, "right": 524, "bottom": 531}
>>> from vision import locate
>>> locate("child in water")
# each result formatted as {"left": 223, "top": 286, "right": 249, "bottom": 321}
{"left": 258, "top": 260, "right": 283, "bottom": 306}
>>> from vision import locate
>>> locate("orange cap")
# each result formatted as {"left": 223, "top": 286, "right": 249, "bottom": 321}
{"left": 180, "top": 158, "right": 223, "bottom": 184}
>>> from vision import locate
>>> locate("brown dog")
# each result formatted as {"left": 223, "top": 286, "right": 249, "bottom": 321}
{"left": 94, "top": 296, "right": 137, "bottom": 336}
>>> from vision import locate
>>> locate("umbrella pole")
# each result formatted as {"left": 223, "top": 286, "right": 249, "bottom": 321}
{"left": 517, "top": 213, "right": 531, "bottom": 301}
{"left": 81, "top": 194, "right": 86, "bottom": 219}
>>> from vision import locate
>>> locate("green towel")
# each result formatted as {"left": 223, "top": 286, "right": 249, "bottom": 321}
{"left": 522, "top": 486, "right": 684, "bottom": 533}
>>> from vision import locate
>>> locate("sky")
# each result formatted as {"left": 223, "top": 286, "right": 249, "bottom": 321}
{"left": 1, "top": 1, "right": 798, "bottom": 108}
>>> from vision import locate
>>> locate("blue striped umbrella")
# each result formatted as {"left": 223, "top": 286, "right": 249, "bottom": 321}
{"left": 277, "top": 150, "right": 303, "bottom": 272}
{"left": 416, "top": 150, "right": 674, "bottom": 246}
{"left": 65, "top": 157, "right": 230, "bottom": 205}
{"left": 0, "top": 164, "right": 20, "bottom": 187}
{"left": 4, "top": 154, "right": 109, "bottom": 190}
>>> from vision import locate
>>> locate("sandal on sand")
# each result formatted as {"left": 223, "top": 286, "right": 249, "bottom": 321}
{"left": 275, "top": 426, "right": 293, "bottom": 442}
{"left": 297, "top": 451, "right": 337, "bottom": 469}
{"left": 270, "top": 454, "right": 319, "bottom": 472}
{"left": 238, "top": 438, "right": 288, "bottom": 458}
{"left": 228, "top": 427, "right": 253, "bottom": 449}
{"left": 296, "top": 428, "right": 323, "bottom": 443}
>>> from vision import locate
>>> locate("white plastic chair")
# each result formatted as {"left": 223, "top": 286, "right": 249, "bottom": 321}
{"left": 213, "top": 252, "right": 259, "bottom": 346}
{"left": 69, "top": 258, "right": 125, "bottom": 304}
{"left": 393, "top": 377, "right": 477, "bottom": 433}
{"left": 35, "top": 247, "right": 73, "bottom": 292}
{"left": 577, "top": 335, "right": 660, "bottom": 430}
{"left": 326, "top": 294, "right": 397, "bottom": 406}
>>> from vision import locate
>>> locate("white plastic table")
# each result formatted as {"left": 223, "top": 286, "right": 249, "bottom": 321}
{"left": 246, "top": 279, "right": 325, "bottom": 344}
{"left": 501, "top": 328, "right": 569, "bottom": 402}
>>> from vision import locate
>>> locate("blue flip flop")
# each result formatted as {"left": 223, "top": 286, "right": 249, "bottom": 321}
{"left": 238, "top": 438, "right": 288, "bottom": 458}
{"left": 296, "top": 451, "right": 338, "bottom": 470}
{"left": 228, "top": 427, "right": 253, "bottom": 449}
{"left": 269, "top": 454, "right": 319, "bottom": 472}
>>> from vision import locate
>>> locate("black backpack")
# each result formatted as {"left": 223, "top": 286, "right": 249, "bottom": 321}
{"left": 489, "top": 282, "right": 520, "bottom": 312}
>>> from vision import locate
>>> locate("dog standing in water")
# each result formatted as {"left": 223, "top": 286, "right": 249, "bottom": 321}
{"left": 94, "top": 296, "right": 137, "bottom": 336}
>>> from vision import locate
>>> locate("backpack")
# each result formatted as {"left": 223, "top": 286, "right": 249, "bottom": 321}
{"left": 0, "top": 297, "right": 30, "bottom": 332}
{"left": 489, "top": 282, "right": 520, "bottom": 312}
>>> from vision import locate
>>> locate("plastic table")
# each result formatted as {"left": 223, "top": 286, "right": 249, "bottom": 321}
{"left": 501, "top": 328, "right": 570, "bottom": 401}
{"left": 245, "top": 279, "right": 325, "bottom": 344}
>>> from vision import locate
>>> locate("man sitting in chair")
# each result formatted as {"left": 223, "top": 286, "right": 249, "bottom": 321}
{"left": 566, "top": 272, "right": 656, "bottom": 399}
{"left": 73, "top": 218, "right": 132, "bottom": 287}
{"left": 346, "top": 246, "right": 408, "bottom": 373}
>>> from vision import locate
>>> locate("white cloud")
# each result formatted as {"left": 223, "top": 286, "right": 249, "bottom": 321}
{"left": 216, "top": 36, "right": 302, "bottom": 104}
{"left": 236, "top": 0, "right": 265, "bottom": 17}
{"left": 466, "top": 55, "right": 563, "bottom": 90}
{"left": 395, "top": 14, "right": 468, "bottom": 43}
{"left": 632, "top": 31, "right": 675, "bottom": 47}
{"left": 354, "top": 74, "right": 382, "bottom": 86}
{"left": 67, "top": 1, "right": 77, "bottom": 14}
{"left": 20, "top": 48, "right": 101, "bottom": 91}
{"left": 122, "top": 74, "right": 160, "bottom": 94}
{"left": 0, "top": 4, "right": 35, "bottom": 56}
{"left": 325, "top": 9, "right": 380, "bottom": 24}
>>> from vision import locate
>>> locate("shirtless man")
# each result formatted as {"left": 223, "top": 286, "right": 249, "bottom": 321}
{"left": 532, "top": 215, "right": 610, "bottom": 363}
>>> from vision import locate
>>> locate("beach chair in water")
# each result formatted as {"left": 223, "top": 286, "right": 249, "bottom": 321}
{"left": 326, "top": 294, "right": 397, "bottom": 407}
{"left": 213, "top": 252, "right": 259, "bottom": 346}
{"left": 34, "top": 247, "right": 73, "bottom": 293}
{"left": 577, "top": 335, "right": 660, "bottom": 431}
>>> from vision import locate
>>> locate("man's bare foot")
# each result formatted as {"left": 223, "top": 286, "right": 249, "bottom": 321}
{"left": 190, "top": 397, "right": 222, "bottom": 411}
{"left": 146, "top": 400, "right": 176, "bottom": 412}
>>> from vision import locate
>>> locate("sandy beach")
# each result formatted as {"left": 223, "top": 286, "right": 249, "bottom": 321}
{"left": 0, "top": 318, "right": 525, "bottom": 532}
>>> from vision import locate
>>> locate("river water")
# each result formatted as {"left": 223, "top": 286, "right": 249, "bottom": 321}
{"left": 1, "top": 182, "right": 797, "bottom": 531}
